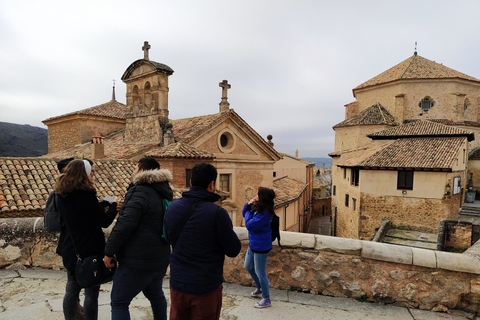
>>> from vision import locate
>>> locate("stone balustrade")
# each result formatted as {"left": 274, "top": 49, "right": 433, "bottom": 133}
{"left": 1, "top": 218, "right": 480, "bottom": 313}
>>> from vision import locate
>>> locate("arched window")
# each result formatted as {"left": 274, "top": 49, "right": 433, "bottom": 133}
{"left": 464, "top": 98, "right": 470, "bottom": 110}
{"left": 418, "top": 97, "right": 434, "bottom": 112}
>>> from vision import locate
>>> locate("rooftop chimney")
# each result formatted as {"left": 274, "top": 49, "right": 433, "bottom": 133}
{"left": 295, "top": 149, "right": 299, "bottom": 158}
{"left": 91, "top": 136, "right": 105, "bottom": 160}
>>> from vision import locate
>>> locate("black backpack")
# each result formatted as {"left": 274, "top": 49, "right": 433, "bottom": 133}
{"left": 271, "top": 213, "right": 281, "bottom": 247}
{"left": 44, "top": 191, "right": 62, "bottom": 232}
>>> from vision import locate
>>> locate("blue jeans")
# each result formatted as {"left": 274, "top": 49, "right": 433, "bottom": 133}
{"left": 244, "top": 246, "right": 270, "bottom": 298}
{"left": 111, "top": 264, "right": 168, "bottom": 320}
{"left": 63, "top": 271, "right": 100, "bottom": 320}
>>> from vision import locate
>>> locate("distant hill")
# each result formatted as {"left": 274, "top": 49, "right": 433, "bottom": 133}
{"left": 0, "top": 122, "right": 48, "bottom": 157}
{"left": 302, "top": 157, "right": 332, "bottom": 169}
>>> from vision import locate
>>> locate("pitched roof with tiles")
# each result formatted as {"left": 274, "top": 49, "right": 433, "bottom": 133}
{"left": 0, "top": 158, "right": 135, "bottom": 218}
{"left": 470, "top": 148, "right": 480, "bottom": 160}
{"left": 345, "top": 137, "right": 466, "bottom": 170}
{"left": 148, "top": 142, "right": 215, "bottom": 159}
{"left": 43, "top": 100, "right": 127, "bottom": 123}
{"left": 368, "top": 119, "right": 475, "bottom": 141}
{"left": 273, "top": 176, "right": 307, "bottom": 208}
{"left": 333, "top": 103, "right": 397, "bottom": 128}
{"left": 354, "top": 54, "right": 480, "bottom": 92}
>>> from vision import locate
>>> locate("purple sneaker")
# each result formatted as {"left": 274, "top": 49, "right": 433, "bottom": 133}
{"left": 254, "top": 297, "right": 271, "bottom": 308}
{"left": 251, "top": 288, "right": 262, "bottom": 297}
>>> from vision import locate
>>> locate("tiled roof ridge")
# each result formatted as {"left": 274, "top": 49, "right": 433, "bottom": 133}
{"left": 43, "top": 100, "right": 127, "bottom": 123}
{"left": 333, "top": 103, "right": 397, "bottom": 128}
{"left": 368, "top": 119, "right": 474, "bottom": 141}
{"left": 148, "top": 141, "right": 215, "bottom": 159}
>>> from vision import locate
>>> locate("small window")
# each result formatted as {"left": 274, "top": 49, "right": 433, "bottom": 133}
{"left": 333, "top": 185, "right": 336, "bottom": 196}
{"left": 344, "top": 168, "right": 347, "bottom": 179}
{"left": 345, "top": 194, "right": 349, "bottom": 207}
{"left": 397, "top": 170, "right": 414, "bottom": 190}
{"left": 219, "top": 174, "right": 230, "bottom": 193}
{"left": 464, "top": 98, "right": 470, "bottom": 110}
{"left": 352, "top": 198, "right": 357, "bottom": 211}
{"left": 185, "top": 169, "right": 192, "bottom": 187}
{"left": 273, "top": 171, "right": 276, "bottom": 178}
{"left": 418, "top": 97, "right": 434, "bottom": 112}
{"left": 351, "top": 168, "right": 359, "bottom": 186}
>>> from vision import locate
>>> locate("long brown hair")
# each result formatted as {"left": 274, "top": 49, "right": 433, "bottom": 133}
{"left": 55, "top": 160, "right": 95, "bottom": 197}
{"left": 254, "top": 187, "right": 276, "bottom": 215}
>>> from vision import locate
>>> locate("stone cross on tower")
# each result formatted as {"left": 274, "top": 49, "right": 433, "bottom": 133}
{"left": 219, "top": 80, "right": 231, "bottom": 113}
{"left": 142, "top": 41, "right": 151, "bottom": 60}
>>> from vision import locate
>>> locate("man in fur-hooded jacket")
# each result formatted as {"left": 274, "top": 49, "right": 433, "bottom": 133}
{"left": 104, "top": 156, "right": 173, "bottom": 320}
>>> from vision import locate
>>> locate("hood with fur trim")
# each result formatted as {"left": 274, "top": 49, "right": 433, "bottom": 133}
{"left": 133, "top": 169, "right": 173, "bottom": 185}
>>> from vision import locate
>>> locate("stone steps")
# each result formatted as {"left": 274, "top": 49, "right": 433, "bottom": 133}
{"left": 382, "top": 229, "right": 438, "bottom": 250}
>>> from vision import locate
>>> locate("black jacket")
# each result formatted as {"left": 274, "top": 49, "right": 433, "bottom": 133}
{"left": 56, "top": 189, "right": 117, "bottom": 273}
{"left": 105, "top": 169, "right": 174, "bottom": 272}
{"left": 165, "top": 186, "right": 241, "bottom": 295}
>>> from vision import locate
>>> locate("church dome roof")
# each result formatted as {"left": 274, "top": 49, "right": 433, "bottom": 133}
{"left": 353, "top": 54, "right": 480, "bottom": 93}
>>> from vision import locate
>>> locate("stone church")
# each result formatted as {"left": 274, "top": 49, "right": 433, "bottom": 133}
{"left": 330, "top": 52, "right": 480, "bottom": 240}
{"left": 41, "top": 41, "right": 282, "bottom": 226}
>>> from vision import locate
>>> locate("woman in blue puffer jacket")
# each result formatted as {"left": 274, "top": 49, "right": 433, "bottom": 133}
{"left": 243, "top": 186, "right": 276, "bottom": 309}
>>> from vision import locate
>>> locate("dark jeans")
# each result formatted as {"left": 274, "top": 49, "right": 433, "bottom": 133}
{"left": 169, "top": 285, "right": 222, "bottom": 320}
{"left": 63, "top": 271, "right": 100, "bottom": 320}
{"left": 111, "top": 264, "right": 168, "bottom": 320}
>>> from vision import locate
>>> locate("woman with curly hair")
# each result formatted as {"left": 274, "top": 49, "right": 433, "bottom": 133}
{"left": 55, "top": 159, "right": 118, "bottom": 320}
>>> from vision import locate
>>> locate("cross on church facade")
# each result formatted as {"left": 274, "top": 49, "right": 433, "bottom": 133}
{"left": 219, "top": 80, "right": 231, "bottom": 112}
{"left": 219, "top": 80, "right": 231, "bottom": 99}
{"left": 142, "top": 41, "right": 151, "bottom": 60}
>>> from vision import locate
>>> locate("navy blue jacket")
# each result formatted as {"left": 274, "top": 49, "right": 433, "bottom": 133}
{"left": 243, "top": 203, "right": 272, "bottom": 252}
{"left": 165, "top": 186, "right": 241, "bottom": 295}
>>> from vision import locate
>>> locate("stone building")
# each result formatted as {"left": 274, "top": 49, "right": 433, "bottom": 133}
{"left": 273, "top": 152, "right": 314, "bottom": 231}
{"left": 40, "top": 42, "right": 282, "bottom": 226}
{"left": 330, "top": 52, "right": 480, "bottom": 240}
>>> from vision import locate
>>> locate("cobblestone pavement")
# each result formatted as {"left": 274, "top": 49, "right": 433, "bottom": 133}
{"left": 0, "top": 268, "right": 478, "bottom": 320}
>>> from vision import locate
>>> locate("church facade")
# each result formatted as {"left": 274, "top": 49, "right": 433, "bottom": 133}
{"left": 330, "top": 52, "right": 480, "bottom": 240}
{"left": 41, "top": 42, "right": 283, "bottom": 226}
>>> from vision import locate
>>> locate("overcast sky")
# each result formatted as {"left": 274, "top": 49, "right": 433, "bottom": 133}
{"left": 1, "top": 1, "right": 480, "bottom": 158}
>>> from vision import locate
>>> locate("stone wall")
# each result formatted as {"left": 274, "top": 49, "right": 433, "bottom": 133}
{"left": 2, "top": 218, "right": 480, "bottom": 313}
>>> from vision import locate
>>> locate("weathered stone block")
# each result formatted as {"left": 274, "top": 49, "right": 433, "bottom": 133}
{"left": 411, "top": 247, "right": 436, "bottom": 269}
{"left": 314, "top": 235, "right": 362, "bottom": 256}
{"left": 362, "top": 241, "right": 412, "bottom": 264}
{"left": 436, "top": 251, "right": 480, "bottom": 274}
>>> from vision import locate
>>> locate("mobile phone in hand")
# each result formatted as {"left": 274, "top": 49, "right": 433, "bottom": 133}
{"left": 103, "top": 195, "right": 116, "bottom": 202}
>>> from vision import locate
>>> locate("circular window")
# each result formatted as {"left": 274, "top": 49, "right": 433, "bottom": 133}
{"left": 218, "top": 131, "right": 235, "bottom": 153}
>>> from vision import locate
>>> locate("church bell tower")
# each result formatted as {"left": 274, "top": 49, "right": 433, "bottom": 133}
{"left": 121, "top": 41, "right": 174, "bottom": 143}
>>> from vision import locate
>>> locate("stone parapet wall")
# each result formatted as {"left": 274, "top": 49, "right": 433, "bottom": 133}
{"left": 2, "top": 218, "right": 480, "bottom": 312}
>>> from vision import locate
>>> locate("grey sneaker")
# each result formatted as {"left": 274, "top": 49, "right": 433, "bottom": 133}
{"left": 254, "top": 297, "right": 271, "bottom": 308}
{"left": 251, "top": 288, "right": 262, "bottom": 297}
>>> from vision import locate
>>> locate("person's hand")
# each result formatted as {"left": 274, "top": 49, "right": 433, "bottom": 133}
{"left": 116, "top": 199, "right": 124, "bottom": 211}
{"left": 248, "top": 193, "right": 259, "bottom": 205}
{"left": 103, "top": 256, "right": 115, "bottom": 268}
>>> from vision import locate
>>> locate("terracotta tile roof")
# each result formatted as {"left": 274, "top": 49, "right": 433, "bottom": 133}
{"left": 170, "top": 113, "right": 228, "bottom": 143}
{"left": 368, "top": 120, "right": 475, "bottom": 141}
{"left": 352, "top": 137, "right": 466, "bottom": 170}
{"left": 147, "top": 142, "right": 215, "bottom": 159}
{"left": 417, "top": 119, "right": 480, "bottom": 128}
{"left": 0, "top": 158, "right": 135, "bottom": 218}
{"left": 43, "top": 100, "right": 127, "bottom": 123}
{"left": 354, "top": 54, "right": 480, "bottom": 92}
{"left": 470, "top": 148, "right": 480, "bottom": 160}
{"left": 333, "top": 103, "right": 397, "bottom": 128}
{"left": 273, "top": 176, "right": 307, "bottom": 208}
